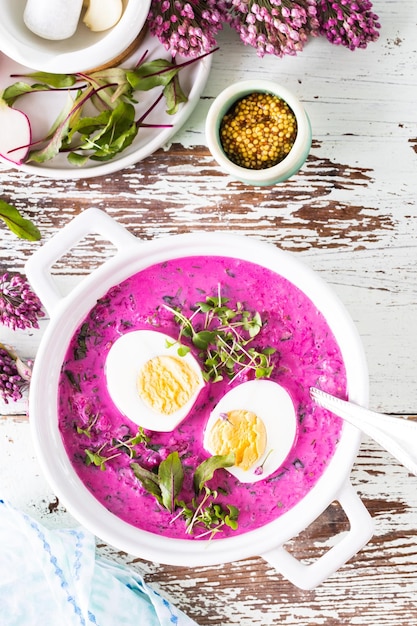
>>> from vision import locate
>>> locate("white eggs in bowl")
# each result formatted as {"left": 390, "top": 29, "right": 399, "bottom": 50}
{"left": 0, "top": 0, "right": 151, "bottom": 74}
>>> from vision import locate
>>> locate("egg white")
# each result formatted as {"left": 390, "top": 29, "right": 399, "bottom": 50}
{"left": 203, "top": 379, "right": 298, "bottom": 483}
{"left": 105, "top": 329, "right": 205, "bottom": 432}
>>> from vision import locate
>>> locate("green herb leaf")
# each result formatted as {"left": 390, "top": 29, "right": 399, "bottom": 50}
{"left": 244, "top": 311, "right": 262, "bottom": 337}
{"left": 27, "top": 94, "right": 74, "bottom": 163}
{"left": 158, "top": 451, "right": 184, "bottom": 513}
{"left": 66, "top": 151, "right": 90, "bottom": 167}
{"left": 225, "top": 505, "right": 239, "bottom": 530}
{"left": 2, "top": 82, "right": 53, "bottom": 106}
{"left": 130, "top": 427, "right": 150, "bottom": 446}
{"left": 1, "top": 74, "right": 77, "bottom": 107}
{"left": 192, "top": 330, "right": 217, "bottom": 350}
{"left": 90, "top": 102, "right": 138, "bottom": 162}
{"left": 0, "top": 200, "right": 41, "bottom": 240}
{"left": 76, "top": 427, "right": 91, "bottom": 438}
{"left": 17, "top": 71, "right": 78, "bottom": 89}
{"left": 193, "top": 453, "right": 235, "bottom": 493}
{"left": 85, "top": 449, "right": 107, "bottom": 471}
{"left": 126, "top": 59, "right": 180, "bottom": 91}
{"left": 67, "top": 109, "right": 112, "bottom": 142}
{"left": 131, "top": 462, "right": 163, "bottom": 505}
{"left": 177, "top": 344, "right": 190, "bottom": 357}
{"left": 163, "top": 75, "right": 188, "bottom": 115}
{"left": 63, "top": 369, "right": 81, "bottom": 392}
{"left": 74, "top": 322, "right": 90, "bottom": 360}
{"left": 89, "top": 67, "right": 129, "bottom": 91}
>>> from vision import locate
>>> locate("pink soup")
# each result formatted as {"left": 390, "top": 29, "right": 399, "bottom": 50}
{"left": 58, "top": 256, "right": 345, "bottom": 539}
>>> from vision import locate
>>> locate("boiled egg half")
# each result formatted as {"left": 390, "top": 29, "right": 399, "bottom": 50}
{"left": 105, "top": 330, "right": 205, "bottom": 431}
{"left": 203, "top": 379, "right": 298, "bottom": 483}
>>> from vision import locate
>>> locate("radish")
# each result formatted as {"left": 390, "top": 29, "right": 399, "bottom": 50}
{"left": 0, "top": 99, "right": 31, "bottom": 165}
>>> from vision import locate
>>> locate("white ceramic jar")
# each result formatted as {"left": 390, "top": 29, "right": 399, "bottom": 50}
{"left": 206, "top": 80, "right": 312, "bottom": 186}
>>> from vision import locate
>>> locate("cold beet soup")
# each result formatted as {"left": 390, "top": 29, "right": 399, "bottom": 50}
{"left": 58, "top": 255, "right": 345, "bottom": 540}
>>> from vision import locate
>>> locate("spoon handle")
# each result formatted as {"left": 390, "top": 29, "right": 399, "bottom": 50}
{"left": 310, "top": 387, "right": 417, "bottom": 476}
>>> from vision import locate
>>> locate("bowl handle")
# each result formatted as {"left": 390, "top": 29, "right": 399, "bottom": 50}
{"left": 25, "top": 208, "right": 136, "bottom": 316}
{"left": 260, "top": 480, "right": 374, "bottom": 590}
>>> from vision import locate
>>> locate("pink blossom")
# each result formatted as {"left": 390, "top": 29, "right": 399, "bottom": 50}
{"left": 316, "top": 0, "right": 380, "bottom": 49}
{"left": 0, "top": 272, "right": 44, "bottom": 330}
{"left": 147, "top": 0, "right": 226, "bottom": 57}
{"left": 0, "top": 344, "right": 32, "bottom": 404}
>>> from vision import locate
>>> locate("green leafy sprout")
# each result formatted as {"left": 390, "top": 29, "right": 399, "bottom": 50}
{"left": 177, "top": 486, "right": 239, "bottom": 539}
{"left": 164, "top": 284, "right": 276, "bottom": 383}
{"left": 82, "top": 426, "right": 150, "bottom": 471}
{"left": 0, "top": 199, "right": 40, "bottom": 241}
{"left": 0, "top": 50, "right": 215, "bottom": 239}
{"left": 1, "top": 48, "right": 216, "bottom": 167}
{"left": 132, "top": 451, "right": 239, "bottom": 540}
{"left": 77, "top": 413, "right": 240, "bottom": 538}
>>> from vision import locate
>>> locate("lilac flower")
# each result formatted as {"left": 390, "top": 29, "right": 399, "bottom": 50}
{"left": 316, "top": 0, "right": 380, "bottom": 50}
{"left": 254, "top": 449, "right": 273, "bottom": 475}
{"left": 147, "top": 0, "right": 225, "bottom": 57}
{"left": 0, "top": 272, "right": 44, "bottom": 330}
{"left": 0, "top": 344, "right": 32, "bottom": 404}
{"left": 219, "top": 411, "right": 233, "bottom": 424}
{"left": 226, "top": 0, "right": 320, "bottom": 58}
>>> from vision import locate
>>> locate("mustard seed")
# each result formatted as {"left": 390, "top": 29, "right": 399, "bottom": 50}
{"left": 219, "top": 92, "right": 297, "bottom": 170}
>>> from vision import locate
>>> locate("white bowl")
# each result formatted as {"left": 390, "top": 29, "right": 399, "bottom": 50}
{"left": 206, "top": 79, "right": 312, "bottom": 186}
{"left": 0, "top": 0, "right": 151, "bottom": 74}
{"left": 25, "top": 209, "right": 373, "bottom": 590}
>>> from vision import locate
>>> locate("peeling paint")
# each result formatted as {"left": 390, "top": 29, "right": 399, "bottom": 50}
{"left": 0, "top": 140, "right": 399, "bottom": 274}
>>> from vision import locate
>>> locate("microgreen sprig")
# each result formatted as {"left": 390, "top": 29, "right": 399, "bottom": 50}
{"left": 85, "top": 446, "right": 120, "bottom": 471}
{"left": 177, "top": 486, "right": 239, "bottom": 539}
{"left": 76, "top": 412, "right": 99, "bottom": 438}
{"left": 83, "top": 427, "right": 150, "bottom": 471}
{"left": 164, "top": 284, "right": 276, "bottom": 382}
{"left": 131, "top": 450, "right": 239, "bottom": 539}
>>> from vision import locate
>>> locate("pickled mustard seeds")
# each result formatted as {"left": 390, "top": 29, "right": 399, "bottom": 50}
{"left": 220, "top": 93, "right": 297, "bottom": 170}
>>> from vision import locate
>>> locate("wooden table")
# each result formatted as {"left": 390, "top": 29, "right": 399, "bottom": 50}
{"left": 1, "top": 2, "right": 417, "bottom": 623}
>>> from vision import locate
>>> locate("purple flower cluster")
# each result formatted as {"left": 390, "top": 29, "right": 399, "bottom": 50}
{"left": 0, "top": 273, "right": 41, "bottom": 403}
{"left": 227, "top": 0, "right": 320, "bottom": 58}
{"left": 147, "top": 0, "right": 225, "bottom": 57}
{"left": 0, "top": 272, "right": 44, "bottom": 331}
{"left": 0, "top": 344, "right": 31, "bottom": 404}
{"left": 316, "top": 0, "right": 380, "bottom": 50}
{"left": 147, "top": 0, "right": 380, "bottom": 57}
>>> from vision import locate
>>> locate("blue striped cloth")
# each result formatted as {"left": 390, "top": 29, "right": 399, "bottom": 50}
{"left": 0, "top": 500, "right": 199, "bottom": 626}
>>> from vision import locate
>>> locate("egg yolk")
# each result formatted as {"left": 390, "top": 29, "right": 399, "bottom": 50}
{"left": 137, "top": 355, "right": 200, "bottom": 415}
{"left": 206, "top": 409, "right": 267, "bottom": 471}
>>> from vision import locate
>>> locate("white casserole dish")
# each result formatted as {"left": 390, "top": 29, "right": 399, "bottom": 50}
{"left": 25, "top": 209, "right": 373, "bottom": 590}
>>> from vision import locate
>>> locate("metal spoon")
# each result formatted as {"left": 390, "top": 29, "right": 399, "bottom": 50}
{"left": 310, "top": 387, "right": 417, "bottom": 475}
